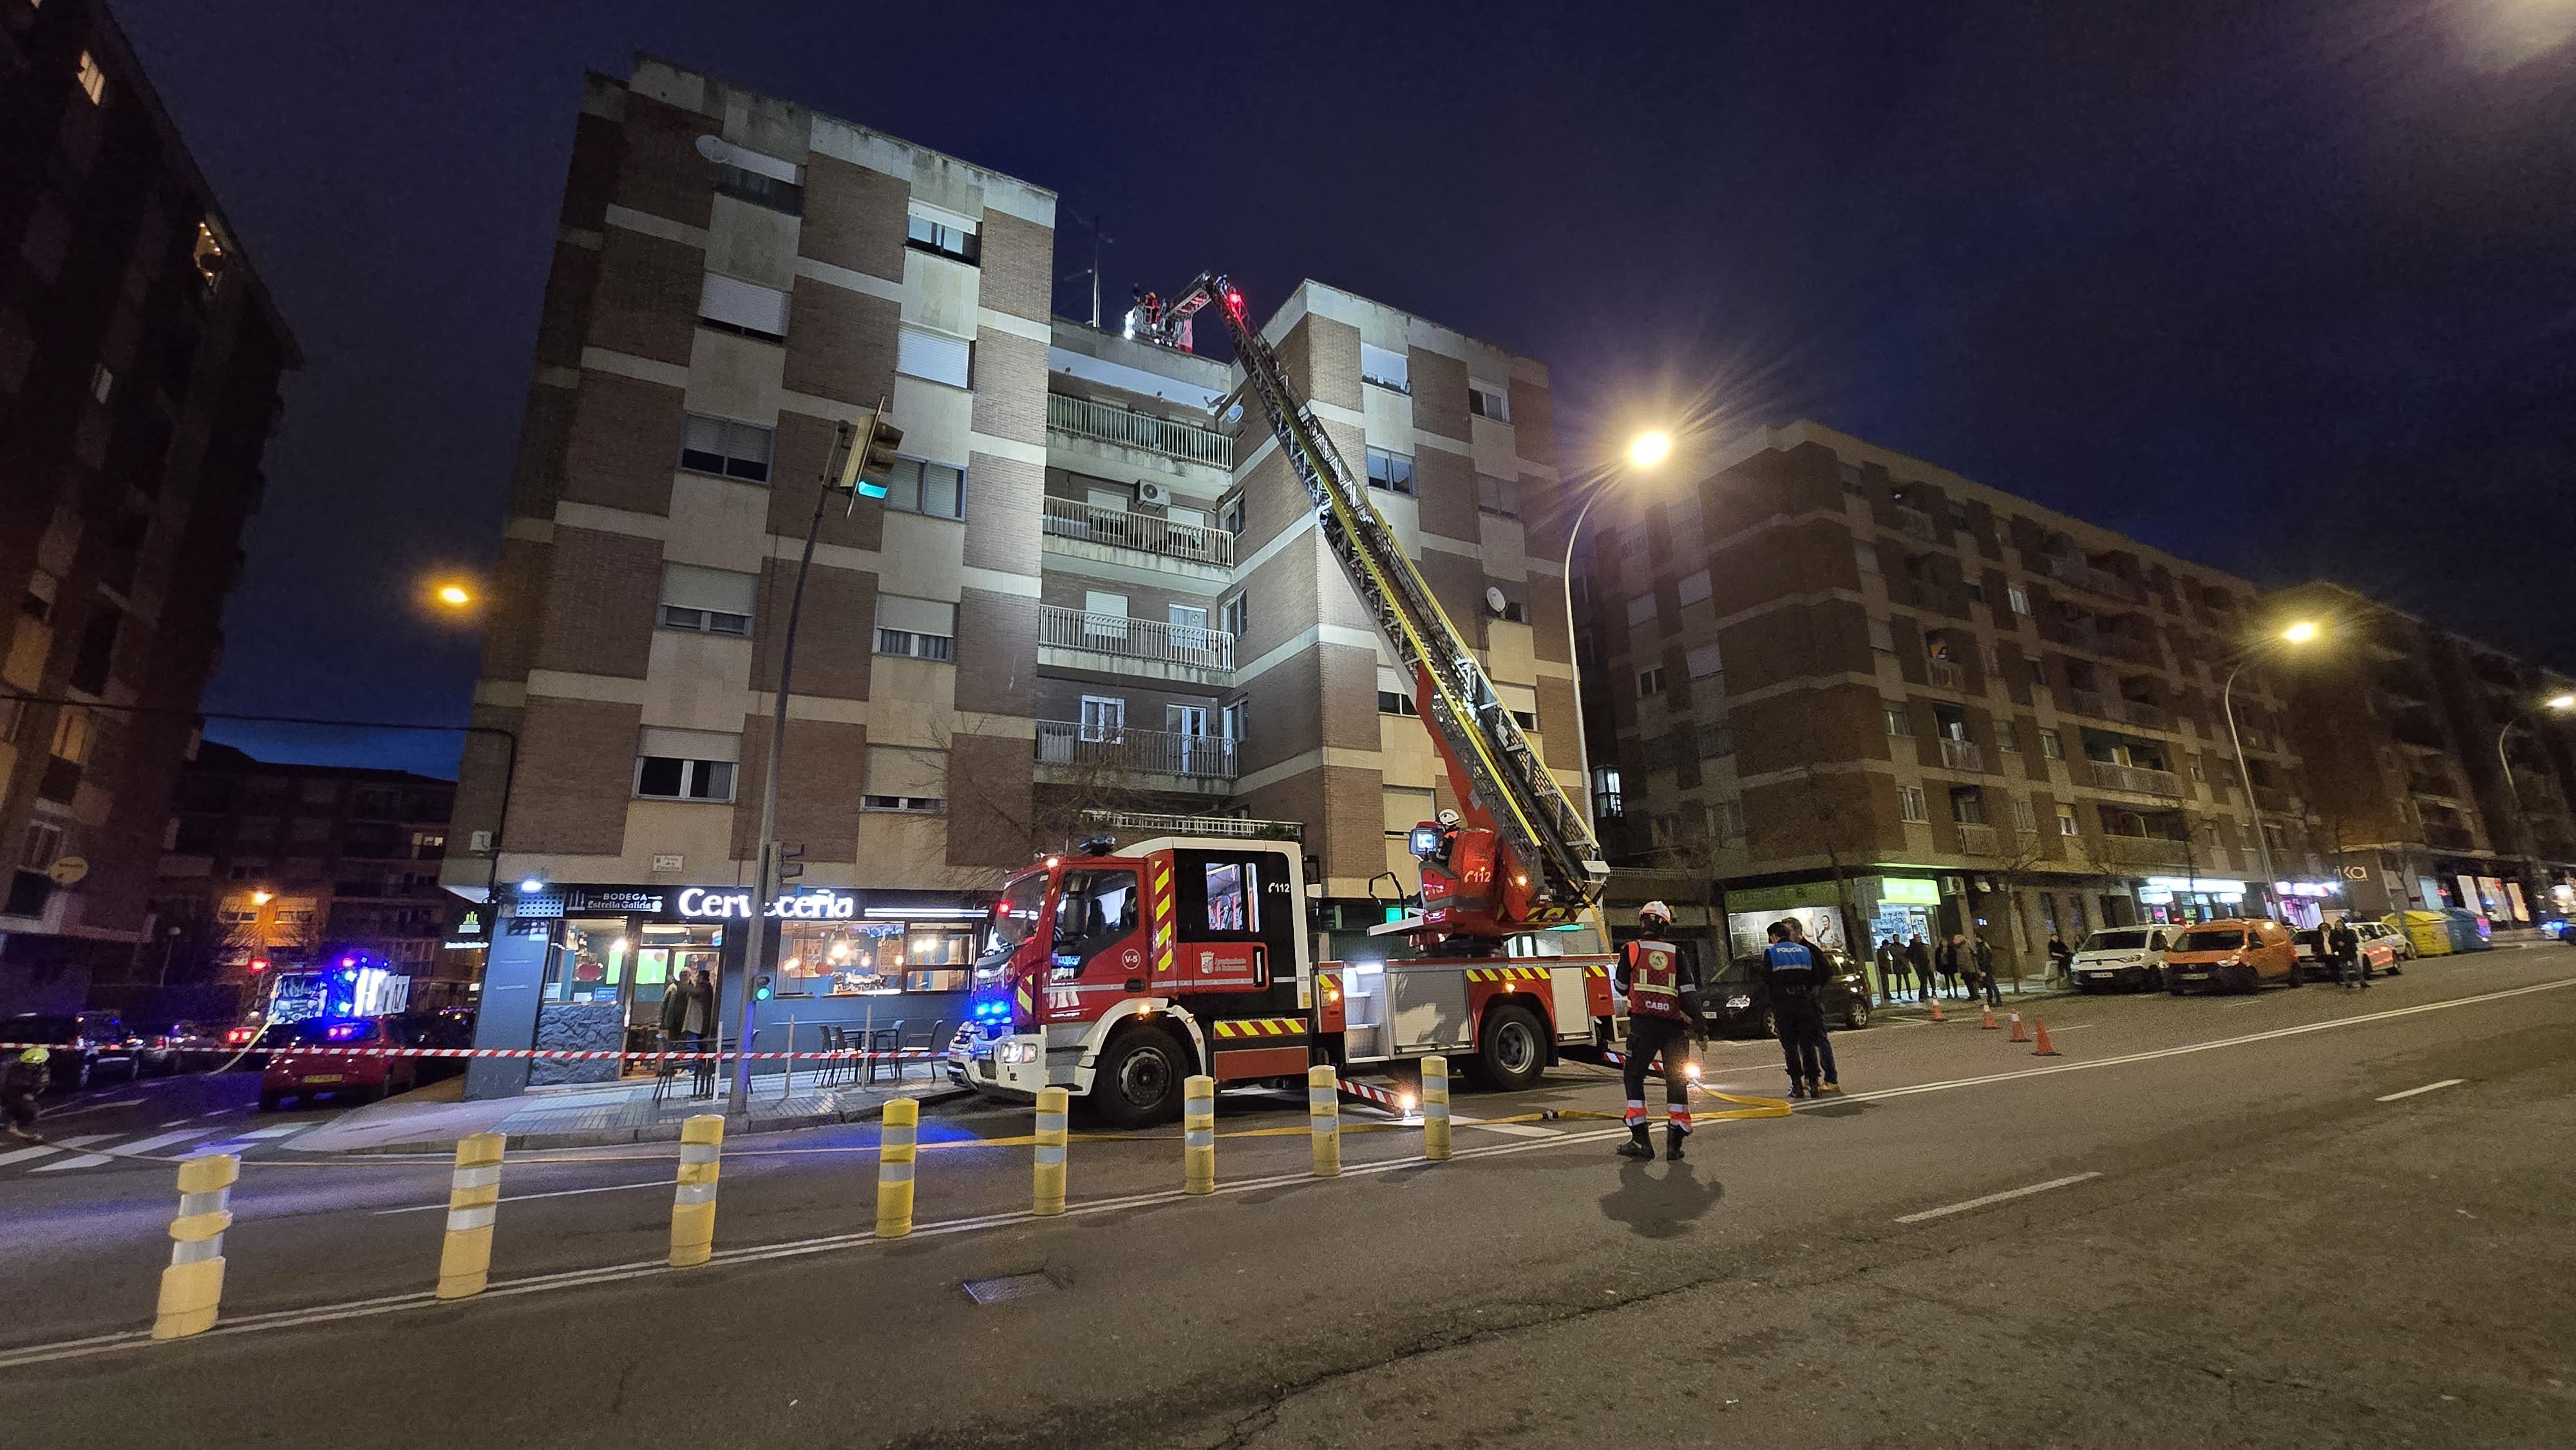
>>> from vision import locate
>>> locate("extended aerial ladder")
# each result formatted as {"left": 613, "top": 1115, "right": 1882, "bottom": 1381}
{"left": 1132, "top": 278, "right": 1609, "bottom": 948}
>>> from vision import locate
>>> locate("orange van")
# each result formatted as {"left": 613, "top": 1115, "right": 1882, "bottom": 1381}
{"left": 2163, "top": 918, "right": 2298, "bottom": 994}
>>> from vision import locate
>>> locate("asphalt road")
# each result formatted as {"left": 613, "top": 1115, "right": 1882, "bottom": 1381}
{"left": 3, "top": 946, "right": 2571, "bottom": 1449}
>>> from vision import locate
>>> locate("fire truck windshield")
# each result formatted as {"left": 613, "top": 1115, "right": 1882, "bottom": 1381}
{"left": 978, "top": 872, "right": 1048, "bottom": 965}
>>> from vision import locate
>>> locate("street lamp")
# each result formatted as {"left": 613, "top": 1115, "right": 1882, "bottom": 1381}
{"left": 2496, "top": 693, "right": 2576, "bottom": 907}
{"left": 2222, "top": 620, "right": 2320, "bottom": 919}
{"left": 1560, "top": 429, "right": 1674, "bottom": 831}
{"left": 250, "top": 887, "right": 273, "bottom": 906}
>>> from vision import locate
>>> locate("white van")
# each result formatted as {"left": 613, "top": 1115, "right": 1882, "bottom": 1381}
{"left": 2071, "top": 926, "right": 2172, "bottom": 993}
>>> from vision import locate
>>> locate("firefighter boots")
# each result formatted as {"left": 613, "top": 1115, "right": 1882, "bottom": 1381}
{"left": 1663, "top": 1125, "right": 1687, "bottom": 1162}
{"left": 1616, "top": 1125, "right": 1654, "bottom": 1160}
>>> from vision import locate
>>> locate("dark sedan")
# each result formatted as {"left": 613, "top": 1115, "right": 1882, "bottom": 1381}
{"left": 1705, "top": 950, "right": 1873, "bottom": 1037}
{"left": 2, "top": 1012, "right": 140, "bottom": 1091}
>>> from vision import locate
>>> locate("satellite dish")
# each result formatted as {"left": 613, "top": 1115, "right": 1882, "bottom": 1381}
{"left": 1485, "top": 586, "right": 1508, "bottom": 616}
{"left": 1224, "top": 402, "right": 1245, "bottom": 424}
{"left": 694, "top": 135, "right": 728, "bottom": 163}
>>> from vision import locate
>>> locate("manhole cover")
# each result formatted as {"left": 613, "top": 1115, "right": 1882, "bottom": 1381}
{"left": 962, "top": 1272, "right": 1058, "bottom": 1305}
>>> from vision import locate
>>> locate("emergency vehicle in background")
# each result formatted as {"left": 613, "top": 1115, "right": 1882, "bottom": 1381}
{"left": 951, "top": 276, "right": 1620, "bottom": 1125}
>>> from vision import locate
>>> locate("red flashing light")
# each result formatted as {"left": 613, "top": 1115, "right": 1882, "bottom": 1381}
{"left": 247, "top": 956, "right": 270, "bottom": 974}
{"left": 1224, "top": 288, "right": 1244, "bottom": 316}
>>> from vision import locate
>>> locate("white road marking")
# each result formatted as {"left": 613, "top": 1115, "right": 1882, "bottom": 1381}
{"left": 41, "top": 1099, "right": 146, "bottom": 1118}
{"left": 30, "top": 1154, "right": 115, "bottom": 1173}
{"left": 372, "top": 1180, "right": 671, "bottom": 1216}
{"left": 1461, "top": 1121, "right": 1557, "bottom": 1138}
{"left": 0, "top": 1145, "right": 64, "bottom": 1167}
{"left": 158, "top": 1119, "right": 190, "bottom": 1127}
{"left": 1896, "top": 1172, "right": 2103, "bottom": 1224}
{"left": 238, "top": 1125, "right": 307, "bottom": 1139}
{"left": 102, "top": 1129, "right": 216, "bottom": 1156}
{"left": 2376, "top": 1078, "right": 2464, "bottom": 1102}
{"left": 47, "top": 1135, "right": 118, "bottom": 1148}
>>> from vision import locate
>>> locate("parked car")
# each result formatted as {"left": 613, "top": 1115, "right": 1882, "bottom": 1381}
{"left": 2290, "top": 927, "right": 2400, "bottom": 983}
{"left": 259, "top": 1014, "right": 461, "bottom": 1110}
{"left": 2353, "top": 920, "right": 2412, "bottom": 966}
{"left": 138, "top": 1020, "right": 229, "bottom": 1075}
{"left": 2164, "top": 919, "right": 2299, "bottom": 994}
{"left": 2069, "top": 927, "right": 2173, "bottom": 993}
{"left": 1, "top": 1012, "right": 140, "bottom": 1091}
{"left": 1707, "top": 948, "right": 1874, "bottom": 1036}
{"left": 225, "top": 1019, "right": 298, "bottom": 1071}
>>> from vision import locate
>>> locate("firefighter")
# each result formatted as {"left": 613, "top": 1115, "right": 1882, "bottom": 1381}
{"left": 1615, "top": 901, "right": 1706, "bottom": 1162}
{"left": 3, "top": 1046, "right": 46, "bottom": 1135}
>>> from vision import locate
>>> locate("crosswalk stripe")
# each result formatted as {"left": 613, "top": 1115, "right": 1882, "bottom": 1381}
{"left": 238, "top": 1125, "right": 306, "bottom": 1139}
{"left": 1461, "top": 1121, "right": 1557, "bottom": 1138}
{"left": 30, "top": 1154, "right": 114, "bottom": 1172}
{"left": 108, "top": 1129, "right": 216, "bottom": 1155}
{"left": 50, "top": 1134, "right": 118, "bottom": 1148}
{"left": 0, "top": 1145, "right": 64, "bottom": 1167}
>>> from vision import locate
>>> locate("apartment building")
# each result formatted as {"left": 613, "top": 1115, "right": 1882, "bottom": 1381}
{"left": 2272, "top": 581, "right": 2576, "bottom": 925}
{"left": 447, "top": 57, "right": 1582, "bottom": 1096}
{"left": 1579, "top": 421, "right": 2320, "bottom": 974}
{"left": 0, "top": 0, "right": 299, "bottom": 1012}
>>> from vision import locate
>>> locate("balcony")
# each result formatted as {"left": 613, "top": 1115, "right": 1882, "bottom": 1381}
{"left": 1938, "top": 737, "right": 1984, "bottom": 772}
{"left": 2082, "top": 759, "right": 2183, "bottom": 798}
{"left": 2098, "top": 834, "right": 2195, "bottom": 869}
{"left": 1890, "top": 505, "right": 1940, "bottom": 543}
{"left": 1041, "top": 496, "right": 1235, "bottom": 570}
{"left": 1926, "top": 659, "right": 1967, "bottom": 690}
{"left": 2105, "top": 695, "right": 2170, "bottom": 731}
{"left": 1037, "top": 606, "right": 1235, "bottom": 684}
{"left": 2041, "top": 554, "right": 2147, "bottom": 606}
{"left": 2422, "top": 822, "right": 2477, "bottom": 852}
{"left": 1047, "top": 393, "right": 1230, "bottom": 467}
{"left": 1953, "top": 822, "right": 1998, "bottom": 856}
{"left": 2253, "top": 785, "right": 2297, "bottom": 813}
{"left": 1035, "top": 722, "right": 1235, "bottom": 795}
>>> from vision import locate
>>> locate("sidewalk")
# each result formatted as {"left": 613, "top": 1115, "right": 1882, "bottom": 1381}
{"left": 1870, "top": 978, "right": 2080, "bottom": 1019}
{"left": 287, "top": 1068, "right": 966, "bottom": 1155}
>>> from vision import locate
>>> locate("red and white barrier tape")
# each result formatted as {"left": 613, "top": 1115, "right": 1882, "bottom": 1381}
{"left": 0, "top": 1040, "right": 947, "bottom": 1064}
{"left": 1335, "top": 1077, "right": 1410, "bottom": 1113}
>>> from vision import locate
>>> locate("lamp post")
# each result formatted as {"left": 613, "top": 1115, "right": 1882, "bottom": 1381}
{"left": 1558, "top": 430, "right": 1672, "bottom": 831}
{"left": 2495, "top": 692, "right": 2576, "bottom": 915}
{"left": 2222, "top": 620, "right": 2318, "bottom": 921}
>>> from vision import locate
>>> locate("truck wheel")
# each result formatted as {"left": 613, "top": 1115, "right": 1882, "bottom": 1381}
{"left": 1475, "top": 1004, "right": 1546, "bottom": 1091}
{"left": 1088, "top": 1026, "right": 1188, "bottom": 1129}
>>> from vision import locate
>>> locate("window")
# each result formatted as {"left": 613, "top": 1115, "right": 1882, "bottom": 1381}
{"left": 1220, "top": 592, "right": 1248, "bottom": 639}
{"left": 697, "top": 274, "right": 790, "bottom": 341}
{"left": 864, "top": 744, "right": 947, "bottom": 814}
{"left": 1626, "top": 594, "right": 1658, "bottom": 628}
{"left": 876, "top": 596, "right": 956, "bottom": 661}
{"left": 678, "top": 414, "right": 773, "bottom": 482}
{"left": 863, "top": 795, "right": 943, "bottom": 813}
{"left": 1377, "top": 689, "right": 1420, "bottom": 717}
{"left": 1221, "top": 698, "right": 1248, "bottom": 744}
{"left": 1593, "top": 767, "right": 1624, "bottom": 819}
{"left": 2007, "top": 585, "right": 2032, "bottom": 616}
{"left": 21, "top": 571, "right": 51, "bottom": 621}
{"left": 1476, "top": 474, "right": 1518, "bottom": 516}
{"left": 1947, "top": 501, "right": 1975, "bottom": 531}
{"left": 1168, "top": 604, "right": 1209, "bottom": 652}
{"left": 1685, "top": 644, "right": 1723, "bottom": 682}
{"left": 716, "top": 165, "right": 803, "bottom": 216}
{"left": 1884, "top": 706, "right": 1913, "bottom": 737}
{"left": 90, "top": 364, "right": 113, "bottom": 404}
{"left": 1899, "top": 786, "right": 1929, "bottom": 823}
{"left": 882, "top": 457, "right": 965, "bottom": 519}
{"left": 1996, "top": 726, "right": 2021, "bottom": 753}
{"left": 1365, "top": 447, "right": 1415, "bottom": 494}
{"left": 659, "top": 563, "right": 756, "bottom": 636}
{"left": 67, "top": 605, "right": 120, "bottom": 694}
{"left": 1868, "top": 618, "right": 1895, "bottom": 653}
{"left": 2011, "top": 795, "right": 2037, "bottom": 833}
{"left": 1079, "top": 695, "right": 1126, "bottom": 741}
{"left": 75, "top": 50, "right": 105, "bottom": 104}
{"left": 1081, "top": 590, "right": 1128, "bottom": 639}
{"left": 1838, "top": 461, "right": 1867, "bottom": 495}
{"left": 1713, "top": 800, "right": 1746, "bottom": 841}
{"left": 1951, "top": 789, "right": 1986, "bottom": 825}
{"left": 895, "top": 325, "right": 972, "bottom": 388}
{"left": 2057, "top": 804, "right": 2080, "bottom": 836}
{"left": 1636, "top": 668, "right": 1665, "bottom": 698}
{"left": 1468, "top": 380, "right": 1511, "bottom": 422}
{"left": 1676, "top": 568, "right": 1711, "bottom": 607}
{"left": 1855, "top": 542, "right": 1880, "bottom": 574}
{"left": 634, "top": 757, "right": 734, "bottom": 802}
{"left": 905, "top": 212, "right": 980, "bottom": 263}
{"left": 1218, "top": 495, "right": 1245, "bottom": 534}
{"left": 1698, "top": 722, "right": 1735, "bottom": 758}
{"left": 2039, "top": 728, "right": 2063, "bottom": 760}
{"left": 1359, "top": 343, "right": 1410, "bottom": 393}
{"left": 0, "top": 694, "right": 19, "bottom": 745}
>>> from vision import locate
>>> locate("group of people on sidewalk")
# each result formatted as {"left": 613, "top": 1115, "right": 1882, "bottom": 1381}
{"left": 1872, "top": 931, "right": 2009, "bottom": 1006}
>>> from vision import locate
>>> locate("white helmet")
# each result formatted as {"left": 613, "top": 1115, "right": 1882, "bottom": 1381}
{"left": 1638, "top": 900, "right": 1673, "bottom": 927}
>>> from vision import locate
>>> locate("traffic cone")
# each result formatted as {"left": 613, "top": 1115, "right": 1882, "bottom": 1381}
{"left": 2031, "top": 1019, "right": 2061, "bottom": 1057}
{"left": 1980, "top": 1006, "right": 1998, "bottom": 1030}
{"left": 1928, "top": 997, "right": 1947, "bottom": 1022}
{"left": 2007, "top": 1012, "right": 2031, "bottom": 1042}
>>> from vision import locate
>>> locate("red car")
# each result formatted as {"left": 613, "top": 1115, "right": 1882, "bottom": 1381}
{"left": 259, "top": 1016, "right": 424, "bottom": 1111}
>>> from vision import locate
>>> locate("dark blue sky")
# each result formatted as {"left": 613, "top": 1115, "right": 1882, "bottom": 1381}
{"left": 116, "top": 0, "right": 2576, "bottom": 777}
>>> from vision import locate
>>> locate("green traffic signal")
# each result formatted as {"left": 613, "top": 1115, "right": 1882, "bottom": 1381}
{"left": 752, "top": 974, "right": 774, "bottom": 1003}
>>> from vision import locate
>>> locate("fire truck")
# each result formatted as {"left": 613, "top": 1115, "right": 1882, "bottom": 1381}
{"left": 949, "top": 277, "right": 1618, "bottom": 1125}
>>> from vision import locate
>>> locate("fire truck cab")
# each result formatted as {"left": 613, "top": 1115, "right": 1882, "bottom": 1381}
{"left": 949, "top": 835, "right": 1617, "bottom": 1125}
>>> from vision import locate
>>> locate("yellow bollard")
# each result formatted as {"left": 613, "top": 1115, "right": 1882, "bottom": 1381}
{"left": 1183, "top": 1075, "right": 1217, "bottom": 1194}
{"left": 876, "top": 1097, "right": 918, "bottom": 1238}
{"left": 667, "top": 1114, "right": 723, "bottom": 1268}
{"left": 153, "top": 1152, "right": 238, "bottom": 1339}
{"left": 1421, "top": 1055, "right": 1452, "bottom": 1162}
{"left": 1307, "top": 1064, "right": 1340, "bottom": 1178}
{"left": 1032, "top": 1087, "right": 1068, "bottom": 1216}
{"left": 436, "top": 1132, "right": 506, "bottom": 1299}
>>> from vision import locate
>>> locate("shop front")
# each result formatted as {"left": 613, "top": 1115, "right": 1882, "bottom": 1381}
{"left": 2132, "top": 874, "right": 2251, "bottom": 927}
{"left": 1723, "top": 874, "right": 1944, "bottom": 1002}
{"left": 464, "top": 882, "right": 990, "bottom": 1100}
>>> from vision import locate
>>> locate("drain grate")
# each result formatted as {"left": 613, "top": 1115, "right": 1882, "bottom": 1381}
{"left": 961, "top": 1272, "right": 1058, "bottom": 1306}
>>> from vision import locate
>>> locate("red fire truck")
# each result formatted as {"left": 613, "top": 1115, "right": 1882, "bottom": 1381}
{"left": 949, "top": 278, "right": 1618, "bottom": 1125}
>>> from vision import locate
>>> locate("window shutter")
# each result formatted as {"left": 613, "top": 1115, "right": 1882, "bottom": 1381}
{"left": 896, "top": 326, "right": 971, "bottom": 387}
{"left": 699, "top": 274, "right": 791, "bottom": 337}
{"left": 875, "top": 596, "right": 956, "bottom": 636}
{"left": 659, "top": 563, "right": 757, "bottom": 616}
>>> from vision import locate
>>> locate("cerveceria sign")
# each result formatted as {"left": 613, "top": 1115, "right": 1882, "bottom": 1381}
{"left": 675, "top": 887, "right": 858, "bottom": 921}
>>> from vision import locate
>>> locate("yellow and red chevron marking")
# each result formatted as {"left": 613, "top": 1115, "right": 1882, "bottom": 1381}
{"left": 1150, "top": 858, "right": 1176, "bottom": 977}
{"left": 1014, "top": 981, "right": 1034, "bottom": 1018}
{"left": 1585, "top": 965, "right": 1610, "bottom": 978}
{"left": 1464, "top": 965, "right": 1555, "bottom": 983}
{"left": 1211, "top": 1016, "right": 1308, "bottom": 1040}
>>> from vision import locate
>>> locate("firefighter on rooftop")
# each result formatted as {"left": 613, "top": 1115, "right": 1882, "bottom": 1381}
{"left": 1614, "top": 901, "right": 1708, "bottom": 1161}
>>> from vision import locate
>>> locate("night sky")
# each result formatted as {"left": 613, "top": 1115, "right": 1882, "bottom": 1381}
{"left": 114, "top": 0, "right": 2576, "bottom": 778}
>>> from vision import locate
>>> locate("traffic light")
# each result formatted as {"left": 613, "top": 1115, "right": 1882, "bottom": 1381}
{"left": 752, "top": 974, "right": 774, "bottom": 1003}
{"left": 774, "top": 841, "right": 805, "bottom": 885}
{"left": 833, "top": 402, "right": 904, "bottom": 499}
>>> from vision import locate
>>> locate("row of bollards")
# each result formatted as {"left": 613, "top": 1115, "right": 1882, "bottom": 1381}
{"left": 150, "top": 1057, "right": 1457, "bottom": 1340}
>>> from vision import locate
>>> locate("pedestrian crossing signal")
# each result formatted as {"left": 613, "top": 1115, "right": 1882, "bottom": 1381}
{"left": 752, "top": 974, "right": 773, "bottom": 1003}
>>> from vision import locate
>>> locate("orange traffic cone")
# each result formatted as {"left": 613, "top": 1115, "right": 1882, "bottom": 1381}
{"left": 2007, "top": 1012, "right": 2031, "bottom": 1042}
{"left": 1928, "top": 997, "right": 1947, "bottom": 1022}
{"left": 2031, "top": 1019, "right": 2061, "bottom": 1057}
{"left": 1980, "top": 1006, "right": 1998, "bottom": 1030}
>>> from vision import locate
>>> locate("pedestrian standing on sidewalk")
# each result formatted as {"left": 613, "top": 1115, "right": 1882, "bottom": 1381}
{"left": 2331, "top": 918, "right": 2367, "bottom": 990}
{"left": 1907, "top": 933, "right": 1934, "bottom": 1003}
{"left": 1974, "top": 936, "right": 2002, "bottom": 1006}
{"left": 1875, "top": 936, "right": 1903, "bottom": 1006}
{"left": 2047, "top": 932, "right": 2074, "bottom": 986}
{"left": 1935, "top": 934, "right": 1963, "bottom": 999}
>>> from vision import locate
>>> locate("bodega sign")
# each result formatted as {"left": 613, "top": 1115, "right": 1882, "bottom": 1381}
{"left": 675, "top": 887, "right": 860, "bottom": 921}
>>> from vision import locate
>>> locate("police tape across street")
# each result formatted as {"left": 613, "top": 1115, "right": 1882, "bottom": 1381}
{"left": 0, "top": 1040, "right": 950, "bottom": 1064}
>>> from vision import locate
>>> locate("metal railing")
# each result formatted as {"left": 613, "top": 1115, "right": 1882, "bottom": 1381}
{"left": 2066, "top": 687, "right": 2108, "bottom": 719}
{"left": 1926, "top": 659, "right": 1967, "bottom": 690}
{"left": 2105, "top": 695, "right": 2170, "bottom": 731}
{"left": 2097, "top": 834, "right": 2195, "bottom": 867}
{"left": 1953, "top": 822, "right": 1998, "bottom": 856}
{"left": 1891, "top": 505, "right": 1940, "bottom": 542}
{"left": 2083, "top": 759, "right": 2183, "bottom": 797}
{"left": 1938, "top": 737, "right": 1984, "bottom": 772}
{"left": 2253, "top": 784, "right": 2297, "bottom": 813}
{"left": 2422, "top": 823, "right": 2477, "bottom": 851}
{"left": 1041, "top": 496, "right": 1235, "bottom": 568}
{"left": 2042, "top": 554, "right": 2146, "bottom": 605}
{"left": 1036, "top": 722, "right": 1236, "bottom": 781}
{"left": 1047, "top": 393, "right": 1230, "bottom": 467}
{"left": 1037, "top": 606, "right": 1235, "bottom": 672}
{"left": 1077, "top": 808, "right": 1302, "bottom": 842}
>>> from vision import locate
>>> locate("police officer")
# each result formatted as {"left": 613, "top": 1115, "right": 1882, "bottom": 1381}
{"left": 1615, "top": 901, "right": 1706, "bottom": 1162}
{"left": 1761, "top": 920, "right": 1837, "bottom": 1099}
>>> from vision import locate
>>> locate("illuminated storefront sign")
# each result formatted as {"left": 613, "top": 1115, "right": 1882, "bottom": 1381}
{"left": 2137, "top": 876, "right": 2246, "bottom": 905}
{"left": 1877, "top": 877, "right": 1942, "bottom": 905}
{"left": 675, "top": 887, "right": 860, "bottom": 921}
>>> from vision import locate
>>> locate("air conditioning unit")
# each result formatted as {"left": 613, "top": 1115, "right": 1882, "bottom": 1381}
{"left": 1137, "top": 480, "right": 1171, "bottom": 506}
{"left": 468, "top": 830, "right": 493, "bottom": 854}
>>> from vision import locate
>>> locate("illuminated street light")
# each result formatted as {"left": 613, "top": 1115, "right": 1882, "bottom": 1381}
{"left": 2548, "top": 693, "right": 2575, "bottom": 711}
{"left": 2225, "top": 621, "right": 2320, "bottom": 918}
{"left": 435, "top": 584, "right": 473, "bottom": 608}
{"left": 1625, "top": 430, "right": 1673, "bottom": 469}
{"left": 2280, "top": 619, "right": 2319, "bottom": 644}
{"left": 250, "top": 888, "right": 272, "bottom": 905}
{"left": 1564, "top": 429, "right": 1678, "bottom": 832}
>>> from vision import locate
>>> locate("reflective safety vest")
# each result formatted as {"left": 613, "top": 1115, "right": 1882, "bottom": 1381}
{"left": 1620, "top": 937, "right": 1688, "bottom": 1020}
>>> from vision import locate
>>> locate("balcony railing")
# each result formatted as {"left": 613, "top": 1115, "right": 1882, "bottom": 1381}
{"left": 2043, "top": 554, "right": 2146, "bottom": 605}
{"left": 2422, "top": 823, "right": 2477, "bottom": 852}
{"left": 2253, "top": 785, "right": 2297, "bottom": 813}
{"left": 1036, "top": 722, "right": 1236, "bottom": 782}
{"left": 1891, "top": 505, "right": 1940, "bottom": 542}
{"left": 1938, "top": 737, "right": 1984, "bottom": 772}
{"left": 1041, "top": 496, "right": 1236, "bottom": 568}
{"left": 1953, "top": 822, "right": 1998, "bottom": 856}
{"left": 1925, "top": 659, "right": 1967, "bottom": 690}
{"left": 1038, "top": 606, "right": 1235, "bottom": 673}
{"left": 2083, "top": 759, "right": 2183, "bottom": 797}
{"left": 2066, "top": 687, "right": 2107, "bottom": 719}
{"left": 2105, "top": 696, "right": 2170, "bottom": 731}
{"left": 1047, "top": 393, "right": 1231, "bottom": 467}
{"left": 2097, "top": 834, "right": 2195, "bottom": 867}
{"left": 2405, "top": 773, "right": 2456, "bottom": 799}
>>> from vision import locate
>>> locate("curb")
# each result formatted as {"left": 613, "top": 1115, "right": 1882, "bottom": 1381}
{"left": 303, "top": 1086, "right": 974, "bottom": 1156}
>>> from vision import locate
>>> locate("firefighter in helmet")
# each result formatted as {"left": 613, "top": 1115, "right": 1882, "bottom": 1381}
{"left": 3, "top": 1046, "right": 47, "bottom": 1135}
{"left": 1614, "top": 901, "right": 1707, "bottom": 1161}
